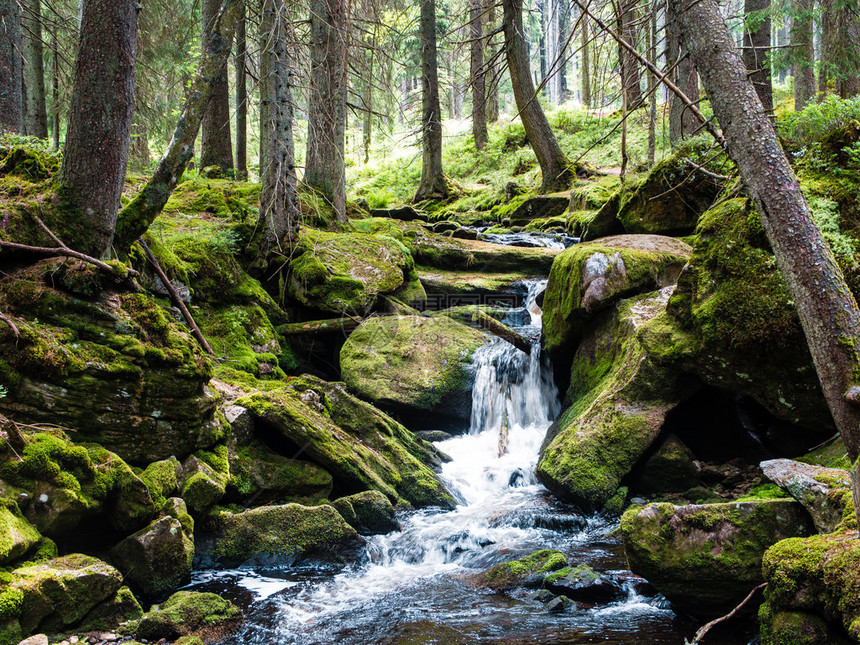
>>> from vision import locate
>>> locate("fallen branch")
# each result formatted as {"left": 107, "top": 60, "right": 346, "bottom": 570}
{"left": 277, "top": 317, "right": 366, "bottom": 336}
{"left": 471, "top": 310, "right": 532, "bottom": 355}
{"left": 685, "top": 583, "right": 767, "bottom": 644}
{"left": 138, "top": 238, "right": 214, "bottom": 355}
{"left": 0, "top": 311, "right": 19, "bottom": 337}
{"left": 0, "top": 238, "right": 134, "bottom": 280}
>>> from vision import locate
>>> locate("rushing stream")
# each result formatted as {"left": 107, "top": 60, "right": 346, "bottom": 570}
{"left": 190, "top": 281, "right": 754, "bottom": 644}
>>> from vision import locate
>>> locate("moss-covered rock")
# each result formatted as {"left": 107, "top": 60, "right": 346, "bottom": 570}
{"left": 180, "top": 454, "right": 228, "bottom": 515}
{"left": 76, "top": 585, "right": 143, "bottom": 633}
{"left": 507, "top": 193, "right": 570, "bottom": 226}
{"left": 638, "top": 198, "right": 833, "bottom": 430}
{"left": 541, "top": 234, "right": 691, "bottom": 359}
{"left": 621, "top": 499, "right": 814, "bottom": 617}
{"left": 0, "top": 260, "right": 221, "bottom": 463}
{"left": 110, "top": 516, "right": 194, "bottom": 600}
{"left": 632, "top": 434, "right": 700, "bottom": 495}
{"left": 0, "top": 432, "right": 156, "bottom": 539}
{"left": 331, "top": 490, "right": 398, "bottom": 535}
{"left": 340, "top": 315, "right": 485, "bottom": 426}
{"left": 467, "top": 549, "right": 568, "bottom": 591}
{"left": 536, "top": 290, "right": 695, "bottom": 511}
{"left": 288, "top": 229, "right": 412, "bottom": 315}
{"left": 543, "top": 564, "right": 623, "bottom": 603}
{"left": 410, "top": 230, "right": 560, "bottom": 273}
{"left": 198, "top": 503, "right": 362, "bottom": 566}
{"left": 0, "top": 501, "right": 40, "bottom": 565}
{"left": 759, "top": 604, "right": 851, "bottom": 645}
{"left": 9, "top": 554, "right": 123, "bottom": 635}
{"left": 235, "top": 376, "right": 454, "bottom": 508}
{"left": 226, "top": 440, "right": 332, "bottom": 506}
{"left": 133, "top": 590, "right": 241, "bottom": 642}
{"left": 138, "top": 458, "right": 182, "bottom": 509}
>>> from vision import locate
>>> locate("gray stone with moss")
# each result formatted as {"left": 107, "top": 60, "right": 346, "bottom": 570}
{"left": 0, "top": 501, "right": 40, "bottom": 565}
{"left": 537, "top": 290, "right": 695, "bottom": 512}
{"left": 180, "top": 454, "right": 228, "bottom": 514}
{"left": 198, "top": 503, "right": 362, "bottom": 566}
{"left": 467, "top": 549, "right": 568, "bottom": 591}
{"left": 133, "top": 590, "right": 241, "bottom": 642}
{"left": 111, "top": 516, "right": 194, "bottom": 600}
{"left": 235, "top": 376, "right": 454, "bottom": 508}
{"left": 543, "top": 564, "right": 622, "bottom": 603}
{"left": 340, "top": 315, "right": 485, "bottom": 425}
{"left": 76, "top": 585, "right": 143, "bottom": 632}
{"left": 633, "top": 434, "right": 700, "bottom": 494}
{"left": 621, "top": 499, "right": 814, "bottom": 617}
{"left": 226, "top": 440, "right": 332, "bottom": 506}
{"left": 138, "top": 458, "right": 182, "bottom": 509}
{"left": 332, "top": 490, "right": 398, "bottom": 535}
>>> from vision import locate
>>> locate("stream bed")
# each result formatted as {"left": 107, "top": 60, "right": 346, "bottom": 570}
{"left": 188, "top": 281, "right": 756, "bottom": 644}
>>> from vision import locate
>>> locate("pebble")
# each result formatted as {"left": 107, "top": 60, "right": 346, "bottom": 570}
{"left": 17, "top": 635, "right": 48, "bottom": 645}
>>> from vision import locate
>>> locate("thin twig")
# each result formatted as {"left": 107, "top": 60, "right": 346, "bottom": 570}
{"left": 0, "top": 311, "right": 19, "bottom": 337}
{"left": 686, "top": 583, "right": 767, "bottom": 644}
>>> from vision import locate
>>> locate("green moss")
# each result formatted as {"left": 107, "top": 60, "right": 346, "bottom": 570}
{"left": 134, "top": 590, "right": 241, "bottom": 642}
{"left": 473, "top": 549, "right": 568, "bottom": 591}
{"left": 138, "top": 458, "right": 181, "bottom": 509}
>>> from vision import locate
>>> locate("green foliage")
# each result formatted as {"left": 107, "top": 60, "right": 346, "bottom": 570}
{"left": 778, "top": 95, "right": 860, "bottom": 168}
{"left": 807, "top": 195, "right": 859, "bottom": 266}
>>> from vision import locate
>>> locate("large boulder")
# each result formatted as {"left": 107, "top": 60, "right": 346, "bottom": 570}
{"left": 197, "top": 503, "right": 362, "bottom": 566}
{"left": 340, "top": 315, "right": 486, "bottom": 427}
{"left": 638, "top": 198, "right": 834, "bottom": 431}
{"left": 133, "top": 590, "right": 241, "bottom": 643}
{"left": 466, "top": 549, "right": 569, "bottom": 591}
{"left": 0, "top": 261, "right": 222, "bottom": 463}
{"left": 0, "top": 432, "right": 156, "bottom": 540}
{"left": 537, "top": 289, "right": 695, "bottom": 511}
{"left": 761, "top": 459, "right": 853, "bottom": 534}
{"left": 541, "top": 234, "right": 691, "bottom": 360}
{"left": 7, "top": 554, "right": 123, "bottom": 636}
{"left": 0, "top": 501, "right": 40, "bottom": 565}
{"left": 331, "top": 490, "right": 398, "bottom": 535}
{"left": 621, "top": 499, "right": 814, "bottom": 617}
{"left": 507, "top": 193, "right": 570, "bottom": 226}
{"left": 288, "top": 229, "right": 414, "bottom": 315}
{"left": 410, "top": 230, "right": 560, "bottom": 273}
{"left": 235, "top": 376, "right": 454, "bottom": 508}
{"left": 110, "top": 515, "right": 194, "bottom": 600}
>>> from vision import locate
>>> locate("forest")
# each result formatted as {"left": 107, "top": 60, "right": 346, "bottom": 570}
{"left": 1, "top": 0, "right": 860, "bottom": 643}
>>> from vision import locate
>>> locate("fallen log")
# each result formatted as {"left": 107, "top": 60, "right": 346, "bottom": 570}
{"left": 278, "top": 317, "right": 365, "bottom": 336}
{"left": 471, "top": 310, "right": 532, "bottom": 355}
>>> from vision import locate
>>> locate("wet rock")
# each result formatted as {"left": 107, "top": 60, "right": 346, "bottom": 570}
{"left": 545, "top": 595, "right": 575, "bottom": 612}
{"left": 0, "top": 261, "right": 221, "bottom": 463}
{"left": 633, "top": 434, "right": 700, "bottom": 494}
{"left": 758, "top": 605, "right": 851, "bottom": 645}
{"left": 222, "top": 405, "right": 253, "bottom": 445}
{"left": 415, "top": 431, "right": 453, "bottom": 442}
{"left": 508, "top": 194, "right": 570, "bottom": 226}
{"left": 451, "top": 228, "right": 479, "bottom": 240}
{"left": 542, "top": 234, "right": 691, "bottom": 358}
{"left": 10, "top": 554, "right": 123, "bottom": 634}
{"left": 197, "top": 503, "right": 363, "bottom": 566}
{"left": 370, "top": 205, "right": 427, "bottom": 222}
{"left": 467, "top": 549, "right": 568, "bottom": 591}
{"left": 332, "top": 490, "right": 399, "bottom": 535}
{"left": 133, "top": 591, "right": 241, "bottom": 642}
{"left": 179, "top": 455, "right": 227, "bottom": 514}
{"left": 529, "top": 589, "right": 556, "bottom": 603}
{"left": 226, "top": 441, "right": 332, "bottom": 506}
{"left": 537, "top": 289, "right": 697, "bottom": 512}
{"left": 432, "top": 221, "right": 460, "bottom": 233}
{"left": 544, "top": 564, "right": 623, "bottom": 603}
{"left": 621, "top": 499, "right": 814, "bottom": 617}
{"left": 411, "top": 230, "right": 560, "bottom": 273}
{"left": 0, "top": 503, "right": 40, "bottom": 565}
{"left": 340, "top": 315, "right": 485, "bottom": 427}
{"left": 76, "top": 585, "right": 143, "bottom": 632}
{"left": 760, "top": 458, "right": 852, "bottom": 534}
{"left": 235, "top": 376, "right": 455, "bottom": 508}
{"left": 110, "top": 516, "right": 194, "bottom": 600}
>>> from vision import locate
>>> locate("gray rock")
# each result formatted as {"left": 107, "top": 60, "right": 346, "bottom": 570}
{"left": 223, "top": 405, "right": 253, "bottom": 445}
{"left": 545, "top": 595, "right": 575, "bottom": 612}
{"left": 17, "top": 635, "right": 48, "bottom": 645}
{"left": 331, "top": 491, "right": 399, "bottom": 535}
{"left": 760, "top": 458, "right": 852, "bottom": 533}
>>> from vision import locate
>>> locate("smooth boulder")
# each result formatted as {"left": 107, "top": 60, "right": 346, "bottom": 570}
{"left": 331, "top": 491, "right": 399, "bottom": 535}
{"left": 134, "top": 591, "right": 241, "bottom": 642}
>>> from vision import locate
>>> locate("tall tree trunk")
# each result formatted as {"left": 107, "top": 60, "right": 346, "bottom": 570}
{"left": 647, "top": 1, "right": 657, "bottom": 166}
{"left": 51, "top": 28, "right": 58, "bottom": 149}
{"left": 363, "top": 24, "right": 376, "bottom": 164}
{"left": 617, "top": 0, "right": 643, "bottom": 110}
{"left": 742, "top": 0, "right": 773, "bottom": 113}
{"left": 503, "top": 0, "right": 572, "bottom": 192}
{"left": 485, "top": 0, "right": 500, "bottom": 122}
{"left": 201, "top": 0, "right": 234, "bottom": 171}
{"left": 667, "top": 0, "right": 699, "bottom": 143}
{"left": 114, "top": 0, "right": 241, "bottom": 251}
{"left": 470, "top": 0, "right": 488, "bottom": 150}
{"left": 235, "top": 0, "right": 248, "bottom": 179}
{"left": 791, "top": 0, "right": 815, "bottom": 108}
{"left": 0, "top": 0, "right": 23, "bottom": 133}
{"left": 414, "top": 0, "right": 448, "bottom": 202}
{"left": 258, "top": 0, "right": 299, "bottom": 254}
{"left": 672, "top": 0, "right": 860, "bottom": 526}
{"left": 61, "top": 0, "right": 138, "bottom": 258}
{"left": 581, "top": 15, "right": 591, "bottom": 107}
{"left": 305, "top": 0, "right": 348, "bottom": 222}
{"left": 539, "top": 0, "right": 547, "bottom": 87}
{"left": 21, "top": 0, "right": 47, "bottom": 138}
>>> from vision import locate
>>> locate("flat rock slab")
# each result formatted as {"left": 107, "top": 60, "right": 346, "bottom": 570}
{"left": 761, "top": 458, "right": 852, "bottom": 533}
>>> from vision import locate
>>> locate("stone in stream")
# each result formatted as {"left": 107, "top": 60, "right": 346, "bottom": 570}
{"left": 331, "top": 490, "right": 399, "bottom": 535}
{"left": 544, "top": 595, "right": 576, "bottom": 612}
{"left": 133, "top": 590, "right": 242, "bottom": 642}
{"left": 466, "top": 549, "right": 568, "bottom": 591}
{"left": 620, "top": 499, "right": 814, "bottom": 618}
{"left": 370, "top": 205, "right": 427, "bottom": 222}
{"left": 760, "top": 458, "right": 853, "bottom": 534}
{"left": 543, "top": 564, "right": 624, "bottom": 604}
{"left": 340, "top": 315, "right": 486, "bottom": 429}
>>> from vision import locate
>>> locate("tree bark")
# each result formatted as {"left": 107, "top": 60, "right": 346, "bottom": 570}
{"left": 470, "top": 0, "right": 488, "bottom": 150}
{"left": 742, "top": 0, "right": 773, "bottom": 113}
{"left": 503, "top": 0, "right": 572, "bottom": 192}
{"left": 0, "top": 0, "right": 23, "bottom": 134}
{"left": 200, "top": 0, "right": 234, "bottom": 171}
{"left": 235, "top": 0, "right": 248, "bottom": 179}
{"left": 113, "top": 0, "right": 241, "bottom": 251}
{"left": 305, "top": 0, "right": 348, "bottom": 221}
{"left": 791, "top": 0, "right": 815, "bottom": 109}
{"left": 581, "top": 15, "right": 591, "bottom": 108}
{"left": 257, "top": 0, "right": 299, "bottom": 255}
{"left": 485, "top": 0, "right": 500, "bottom": 122}
{"left": 616, "top": 0, "right": 643, "bottom": 110}
{"left": 414, "top": 0, "right": 448, "bottom": 202}
{"left": 50, "top": 28, "right": 59, "bottom": 150}
{"left": 667, "top": 1, "right": 699, "bottom": 143}
{"left": 673, "top": 0, "right": 860, "bottom": 499}
{"left": 647, "top": 2, "right": 657, "bottom": 166}
{"left": 21, "top": 0, "right": 47, "bottom": 138}
{"left": 61, "top": 0, "right": 138, "bottom": 258}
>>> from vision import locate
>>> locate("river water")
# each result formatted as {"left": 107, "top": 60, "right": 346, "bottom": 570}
{"left": 190, "top": 281, "right": 754, "bottom": 644}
